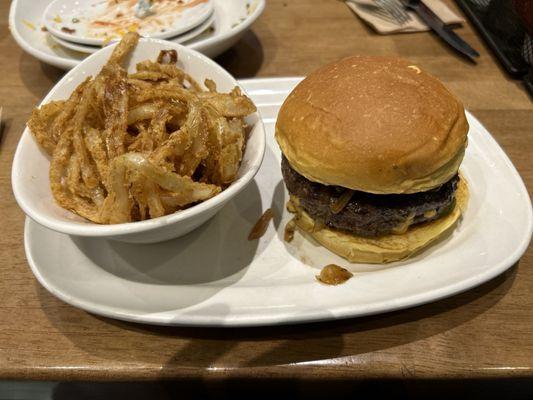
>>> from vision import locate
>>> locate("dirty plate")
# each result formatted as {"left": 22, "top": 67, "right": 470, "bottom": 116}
{"left": 10, "top": 0, "right": 265, "bottom": 69}
{"left": 43, "top": 0, "right": 213, "bottom": 46}
{"left": 49, "top": 13, "right": 216, "bottom": 54}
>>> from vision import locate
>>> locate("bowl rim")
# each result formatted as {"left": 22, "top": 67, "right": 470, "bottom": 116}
{"left": 12, "top": 37, "right": 266, "bottom": 237}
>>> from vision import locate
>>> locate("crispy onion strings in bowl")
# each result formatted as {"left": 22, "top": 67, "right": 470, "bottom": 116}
{"left": 12, "top": 33, "right": 265, "bottom": 243}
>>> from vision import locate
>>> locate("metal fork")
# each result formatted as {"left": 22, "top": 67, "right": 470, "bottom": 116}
{"left": 375, "top": 0, "right": 411, "bottom": 25}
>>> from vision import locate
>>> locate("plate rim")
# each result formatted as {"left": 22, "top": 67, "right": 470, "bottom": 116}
{"left": 23, "top": 77, "right": 533, "bottom": 327}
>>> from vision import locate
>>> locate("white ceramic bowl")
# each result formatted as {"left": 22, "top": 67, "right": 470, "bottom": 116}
{"left": 12, "top": 38, "right": 265, "bottom": 244}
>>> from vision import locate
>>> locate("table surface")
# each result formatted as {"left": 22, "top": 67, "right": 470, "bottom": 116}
{"left": 1, "top": 0, "right": 532, "bottom": 382}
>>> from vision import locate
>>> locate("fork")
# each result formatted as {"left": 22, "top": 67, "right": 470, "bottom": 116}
{"left": 135, "top": 0, "right": 154, "bottom": 18}
{"left": 375, "top": 0, "right": 411, "bottom": 25}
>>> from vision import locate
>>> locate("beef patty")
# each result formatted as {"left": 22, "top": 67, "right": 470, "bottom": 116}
{"left": 281, "top": 156, "right": 459, "bottom": 237}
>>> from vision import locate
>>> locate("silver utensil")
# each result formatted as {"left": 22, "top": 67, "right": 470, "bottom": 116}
{"left": 375, "top": 0, "right": 411, "bottom": 25}
{"left": 136, "top": 0, "right": 154, "bottom": 18}
{"left": 403, "top": 0, "right": 480, "bottom": 61}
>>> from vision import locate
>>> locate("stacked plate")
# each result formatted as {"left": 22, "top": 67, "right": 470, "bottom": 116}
{"left": 43, "top": 0, "right": 216, "bottom": 54}
{"left": 10, "top": 0, "right": 265, "bottom": 69}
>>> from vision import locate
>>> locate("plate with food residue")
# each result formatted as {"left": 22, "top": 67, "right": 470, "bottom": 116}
{"left": 10, "top": 0, "right": 264, "bottom": 70}
{"left": 24, "top": 78, "right": 532, "bottom": 327}
{"left": 44, "top": 0, "right": 214, "bottom": 46}
{"left": 48, "top": 13, "right": 216, "bottom": 54}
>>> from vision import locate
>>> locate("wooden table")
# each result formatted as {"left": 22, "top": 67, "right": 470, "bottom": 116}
{"left": 1, "top": 0, "right": 532, "bottom": 388}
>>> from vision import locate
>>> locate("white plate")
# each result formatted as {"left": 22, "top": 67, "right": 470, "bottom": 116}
{"left": 24, "top": 78, "right": 533, "bottom": 327}
{"left": 44, "top": 0, "right": 213, "bottom": 46}
{"left": 9, "top": 0, "right": 265, "bottom": 69}
{"left": 49, "top": 13, "right": 216, "bottom": 54}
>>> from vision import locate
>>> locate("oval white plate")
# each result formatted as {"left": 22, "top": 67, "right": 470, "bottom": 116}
{"left": 44, "top": 0, "right": 213, "bottom": 46}
{"left": 24, "top": 78, "right": 533, "bottom": 327}
{"left": 10, "top": 0, "right": 265, "bottom": 69}
{"left": 50, "top": 13, "right": 216, "bottom": 54}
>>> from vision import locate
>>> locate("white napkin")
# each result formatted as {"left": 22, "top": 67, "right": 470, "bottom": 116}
{"left": 345, "top": 0, "right": 464, "bottom": 34}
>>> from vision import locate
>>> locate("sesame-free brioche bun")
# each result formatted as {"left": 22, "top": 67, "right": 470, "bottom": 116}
{"left": 275, "top": 56, "right": 469, "bottom": 194}
{"left": 291, "top": 178, "right": 469, "bottom": 264}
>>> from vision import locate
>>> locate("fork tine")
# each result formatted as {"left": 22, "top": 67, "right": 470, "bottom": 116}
{"left": 375, "top": 0, "right": 396, "bottom": 22}
{"left": 375, "top": 0, "right": 397, "bottom": 24}
{"left": 374, "top": 8, "right": 398, "bottom": 24}
{"left": 387, "top": 0, "right": 410, "bottom": 23}
{"left": 375, "top": 0, "right": 410, "bottom": 25}
{"left": 394, "top": 0, "right": 411, "bottom": 23}
{"left": 353, "top": 0, "right": 400, "bottom": 24}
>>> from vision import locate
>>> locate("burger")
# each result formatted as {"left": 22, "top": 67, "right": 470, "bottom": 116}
{"left": 275, "top": 56, "right": 469, "bottom": 264}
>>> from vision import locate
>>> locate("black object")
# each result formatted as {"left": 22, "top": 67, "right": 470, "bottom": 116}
{"left": 524, "top": 69, "right": 533, "bottom": 96}
{"left": 405, "top": 0, "right": 480, "bottom": 62}
{"left": 455, "top": 0, "right": 532, "bottom": 96}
